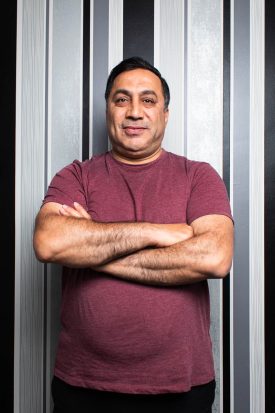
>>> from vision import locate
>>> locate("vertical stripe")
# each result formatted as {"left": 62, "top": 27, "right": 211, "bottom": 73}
{"left": 89, "top": 0, "right": 94, "bottom": 157}
{"left": 187, "top": 0, "right": 223, "bottom": 171}
{"left": 83, "top": 0, "right": 90, "bottom": 161}
{"left": 186, "top": 2, "right": 224, "bottom": 411}
{"left": 222, "top": 0, "right": 231, "bottom": 411}
{"left": 1, "top": 1, "right": 16, "bottom": 411}
{"left": 15, "top": 0, "right": 47, "bottom": 411}
{"left": 265, "top": 0, "right": 275, "bottom": 411}
{"left": 108, "top": 0, "right": 123, "bottom": 72}
{"left": 92, "top": 0, "right": 109, "bottom": 155}
{"left": 108, "top": 0, "right": 123, "bottom": 151}
{"left": 249, "top": 0, "right": 265, "bottom": 412}
{"left": 123, "top": 0, "right": 154, "bottom": 63}
{"left": 154, "top": 0, "right": 185, "bottom": 155}
{"left": 14, "top": 1, "right": 23, "bottom": 409}
{"left": 231, "top": 0, "right": 250, "bottom": 411}
{"left": 184, "top": 0, "right": 188, "bottom": 155}
{"left": 45, "top": 4, "right": 53, "bottom": 409}
{"left": 49, "top": 0, "right": 83, "bottom": 174}
{"left": 46, "top": 2, "right": 84, "bottom": 412}
{"left": 229, "top": 1, "right": 235, "bottom": 410}
{"left": 43, "top": 2, "right": 50, "bottom": 410}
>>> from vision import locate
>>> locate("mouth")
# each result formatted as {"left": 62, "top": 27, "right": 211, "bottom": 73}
{"left": 122, "top": 126, "right": 148, "bottom": 136}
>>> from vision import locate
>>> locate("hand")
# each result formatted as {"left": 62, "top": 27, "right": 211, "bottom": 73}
{"left": 153, "top": 223, "right": 194, "bottom": 247}
{"left": 59, "top": 202, "right": 91, "bottom": 220}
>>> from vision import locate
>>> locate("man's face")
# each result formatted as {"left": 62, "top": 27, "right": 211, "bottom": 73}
{"left": 106, "top": 68, "right": 169, "bottom": 162}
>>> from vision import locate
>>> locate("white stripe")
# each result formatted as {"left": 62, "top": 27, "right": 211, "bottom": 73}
{"left": 15, "top": 0, "right": 47, "bottom": 410}
{"left": 187, "top": 2, "right": 224, "bottom": 409}
{"left": 230, "top": 1, "right": 235, "bottom": 411}
{"left": 154, "top": 0, "right": 160, "bottom": 70}
{"left": 220, "top": 2, "right": 225, "bottom": 409}
{"left": 45, "top": 4, "right": 54, "bottom": 411}
{"left": 108, "top": 0, "right": 123, "bottom": 72}
{"left": 249, "top": 0, "right": 265, "bottom": 411}
{"left": 47, "top": 0, "right": 53, "bottom": 185}
{"left": 154, "top": 0, "right": 185, "bottom": 155}
{"left": 108, "top": 0, "right": 123, "bottom": 151}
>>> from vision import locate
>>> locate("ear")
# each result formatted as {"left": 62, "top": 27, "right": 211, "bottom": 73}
{"left": 164, "top": 108, "right": 169, "bottom": 124}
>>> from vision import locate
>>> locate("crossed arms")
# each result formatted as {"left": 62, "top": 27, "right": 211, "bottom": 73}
{"left": 33, "top": 202, "right": 233, "bottom": 286}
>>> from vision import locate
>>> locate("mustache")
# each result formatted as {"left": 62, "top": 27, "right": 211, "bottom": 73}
{"left": 121, "top": 123, "right": 149, "bottom": 128}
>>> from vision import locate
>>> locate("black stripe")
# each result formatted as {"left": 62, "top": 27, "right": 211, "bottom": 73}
{"left": 92, "top": 0, "right": 109, "bottom": 155}
{"left": 222, "top": 0, "right": 231, "bottom": 411}
{"left": 82, "top": 0, "right": 90, "bottom": 161}
{"left": 123, "top": 0, "right": 154, "bottom": 64}
{"left": 0, "top": 1, "right": 16, "bottom": 411}
{"left": 265, "top": 1, "right": 275, "bottom": 411}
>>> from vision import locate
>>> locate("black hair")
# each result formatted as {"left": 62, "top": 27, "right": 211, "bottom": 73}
{"left": 105, "top": 56, "right": 170, "bottom": 110}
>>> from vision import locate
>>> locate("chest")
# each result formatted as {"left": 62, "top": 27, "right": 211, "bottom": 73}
{"left": 85, "top": 166, "right": 190, "bottom": 224}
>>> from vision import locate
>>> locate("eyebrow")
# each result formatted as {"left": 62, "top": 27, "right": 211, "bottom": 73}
{"left": 112, "top": 89, "right": 158, "bottom": 98}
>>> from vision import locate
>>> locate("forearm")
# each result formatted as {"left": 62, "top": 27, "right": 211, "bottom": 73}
{"left": 34, "top": 214, "right": 158, "bottom": 267}
{"left": 95, "top": 231, "right": 233, "bottom": 286}
{"left": 34, "top": 202, "right": 194, "bottom": 267}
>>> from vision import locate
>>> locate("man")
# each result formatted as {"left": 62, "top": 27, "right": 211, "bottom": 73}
{"left": 34, "top": 57, "right": 233, "bottom": 413}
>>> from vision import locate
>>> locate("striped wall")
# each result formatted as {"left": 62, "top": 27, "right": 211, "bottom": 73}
{"left": 14, "top": 0, "right": 269, "bottom": 412}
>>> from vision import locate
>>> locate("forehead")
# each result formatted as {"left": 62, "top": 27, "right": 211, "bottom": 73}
{"left": 110, "top": 68, "right": 163, "bottom": 94}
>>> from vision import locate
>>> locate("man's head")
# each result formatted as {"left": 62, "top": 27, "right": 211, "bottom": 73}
{"left": 105, "top": 57, "right": 170, "bottom": 111}
{"left": 105, "top": 57, "right": 170, "bottom": 164}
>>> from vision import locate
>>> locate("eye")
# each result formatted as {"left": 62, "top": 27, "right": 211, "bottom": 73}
{"left": 143, "top": 98, "right": 155, "bottom": 105}
{"left": 114, "top": 97, "right": 129, "bottom": 106}
{"left": 114, "top": 96, "right": 129, "bottom": 102}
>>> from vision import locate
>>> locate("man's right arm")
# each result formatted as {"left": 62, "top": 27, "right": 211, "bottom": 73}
{"left": 33, "top": 202, "right": 193, "bottom": 267}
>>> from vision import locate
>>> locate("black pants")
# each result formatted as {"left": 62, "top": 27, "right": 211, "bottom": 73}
{"left": 52, "top": 376, "right": 215, "bottom": 413}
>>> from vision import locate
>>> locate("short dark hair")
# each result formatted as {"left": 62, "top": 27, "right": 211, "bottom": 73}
{"left": 105, "top": 56, "right": 170, "bottom": 110}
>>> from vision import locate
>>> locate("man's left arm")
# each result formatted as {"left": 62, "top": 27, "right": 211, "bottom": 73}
{"left": 95, "top": 214, "right": 233, "bottom": 286}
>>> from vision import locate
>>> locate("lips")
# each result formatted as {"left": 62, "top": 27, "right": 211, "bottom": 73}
{"left": 123, "top": 126, "right": 147, "bottom": 136}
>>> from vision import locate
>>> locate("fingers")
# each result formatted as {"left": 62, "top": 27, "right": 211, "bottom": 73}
{"left": 73, "top": 202, "right": 91, "bottom": 219}
{"left": 59, "top": 204, "right": 81, "bottom": 218}
{"left": 59, "top": 202, "right": 91, "bottom": 220}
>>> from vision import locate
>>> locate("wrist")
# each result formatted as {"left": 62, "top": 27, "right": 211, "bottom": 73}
{"left": 145, "top": 223, "right": 163, "bottom": 247}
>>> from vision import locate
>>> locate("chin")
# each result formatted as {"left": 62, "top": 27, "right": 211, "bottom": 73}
{"left": 120, "top": 142, "right": 148, "bottom": 154}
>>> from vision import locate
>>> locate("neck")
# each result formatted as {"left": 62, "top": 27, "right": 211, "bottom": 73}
{"left": 111, "top": 148, "right": 163, "bottom": 165}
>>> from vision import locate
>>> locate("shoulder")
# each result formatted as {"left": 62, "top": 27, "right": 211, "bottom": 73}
{"left": 55, "top": 153, "right": 108, "bottom": 179}
{"left": 43, "top": 153, "right": 108, "bottom": 208}
{"left": 165, "top": 151, "right": 220, "bottom": 183}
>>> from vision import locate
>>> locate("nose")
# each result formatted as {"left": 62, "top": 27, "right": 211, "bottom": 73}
{"left": 126, "top": 99, "right": 143, "bottom": 120}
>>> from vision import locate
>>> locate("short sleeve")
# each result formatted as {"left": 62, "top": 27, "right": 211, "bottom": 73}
{"left": 42, "top": 160, "right": 88, "bottom": 209}
{"left": 186, "top": 162, "right": 233, "bottom": 225}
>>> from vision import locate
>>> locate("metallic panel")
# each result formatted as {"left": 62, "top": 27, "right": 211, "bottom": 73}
{"left": 187, "top": 0, "right": 223, "bottom": 172}
{"left": 265, "top": 0, "right": 275, "bottom": 411}
{"left": 186, "top": 1, "right": 224, "bottom": 411}
{"left": 46, "top": 1, "right": 84, "bottom": 412}
{"left": 108, "top": 0, "right": 123, "bottom": 72}
{"left": 231, "top": 0, "right": 251, "bottom": 411}
{"left": 154, "top": 0, "right": 185, "bottom": 154}
{"left": 107, "top": 0, "right": 123, "bottom": 151}
{"left": 48, "top": 0, "right": 83, "bottom": 177}
{"left": 15, "top": 0, "right": 47, "bottom": 412}
{"left": 250, "top": 0, "right": 265, "bottom": 412}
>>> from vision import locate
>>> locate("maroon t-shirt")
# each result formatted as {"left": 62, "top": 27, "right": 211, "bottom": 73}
{"left": 43, "top": 150, "right": 232, "bottom": 394}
